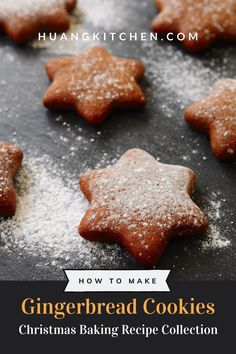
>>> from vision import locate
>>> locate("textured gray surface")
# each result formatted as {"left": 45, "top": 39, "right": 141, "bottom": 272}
{"left": 0, "top": 0, "right": 235, "bottom": 280}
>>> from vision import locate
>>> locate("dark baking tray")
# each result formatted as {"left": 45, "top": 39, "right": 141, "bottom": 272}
{"left": 0, "top": 0, "right": 235, "bottom": 280}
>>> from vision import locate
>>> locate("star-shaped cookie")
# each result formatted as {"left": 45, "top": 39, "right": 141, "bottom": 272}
{"left": 151, "top": 0, "right": 236, "bottom": 52}
{"left": 185, "top": 79, "right": 236, "bottom": 160}
{"left": 0, "top": 142, "right": 23, "bottom": 217}
{"left": 0, "top": 0, "right": 77, "bottom": 44}
{"left": 79, "top": 149, "right": 208, "bottom": 266}
{"left": 43, "top": 47, "right": 146, "bottom": 125}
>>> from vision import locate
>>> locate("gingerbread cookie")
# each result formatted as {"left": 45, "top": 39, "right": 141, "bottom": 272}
{"left": 151, "top": 0, "right": 236, "bottom": 52}
{"left": 43, "top": 47, "right": 146, "bottom": 125}
{"left": 0, "top": 142, "right": 23, "bottom": 217}
{"left": 79, "top": 149, "right": 208, "bottom": 266}
{"left": 185, "top": 79, "right": 236, "bottom": 160}
{"left": 0, "top": 0, "right": 77, "bottom": 44}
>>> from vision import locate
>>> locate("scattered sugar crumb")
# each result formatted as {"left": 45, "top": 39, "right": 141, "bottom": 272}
{"left": 202, "top": 225, "right": 231, "bottom": 251}
{"left": 201, "top": 193, "right": 231, "bottom": 251}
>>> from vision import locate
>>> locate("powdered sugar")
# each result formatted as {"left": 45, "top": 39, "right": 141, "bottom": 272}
{"left": 0, "top": 142, "right": 22, "bottom": 205}
{"left": 0, "top": 150, "right": 231, "bottom": 277}
{"left": 152, "top": 0, "right": 236, "bottom": 43}
{"left": 142, "top": 42, "right": 233, "bottom": 119}
{"left": 81, "top": 149, "right": 207, "bottom": 251}
{"left": 0, "top": 0, "right": 71, "bottom": 17}
{"left": 202, "top": 225, "right": 231, "bottom": 250}
{"left": 0, "top": 154, "right": 126, "bottom": 271}
{"left": 44, "top": 47, "right": 145, "bottom": 123}
{"left": 201, "top": 192, "right": 231, "bottom": 251}
{"left": 79, "top": 0, "right": 131, "bottom": 31}
{"left": 0, "top": 145, "right": 13, "bottom": 198}
{"left": 30, "top": 0, "right": 234, "bottom": 122}
{"left": 185, "top": 79, "right": 236, "bottom": 158}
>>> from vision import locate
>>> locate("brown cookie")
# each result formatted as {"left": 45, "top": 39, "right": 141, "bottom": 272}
{"left": 0, "top": 0, "right": 77, "bottom": 44}
{"left": 185, "top": 79, "right": 236, "bottom": 160}
{"left": 0, "top": 142, "right": 23, "bottom": 217}
{"left": 151, "top": 0, "right": 236, "bottom": 52}
{"left": 43, "top": 47, "right": 146, "bottom": 125}
{"left": 79, "top": 148, "right": 208, "bottom": 266}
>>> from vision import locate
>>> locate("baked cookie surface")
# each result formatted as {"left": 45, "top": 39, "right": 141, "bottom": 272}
{"left": 151, "top": 0, "right": 236, "bottom": 52}
{"left": 43, "top": 47, "right": 146, "bottom": 125}
{"left": 185, "top": 79, "right": 236, "bottom": 160}
{"left": 79, "top": 148, "right": 208, "bottom": 266}
{"left": 0, "top": 142, "right": 23, "bottom": 217}
{"left": 0, "top": 0, "right": 77, "bottom": 44}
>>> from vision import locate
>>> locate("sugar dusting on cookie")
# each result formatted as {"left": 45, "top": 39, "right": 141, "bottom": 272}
{"left": 0, "top": 145, "right": 12, "bottom": 198}
{"left": 184, "top": 79, "right": 236, "bottom": 160}
{"left": 0, "top": 142, "right": 23, "bottom": 217}
{"left": 43, "top": 47, "right": 145, "bottom": 124}
{"left": 79, "top": 149, "right": 210, "bottom": 265}
{"left": 0, "top": 0, "right": 76, "bottom": 43}
{"left": 81, "top": 149, "right": 207, "bottom": 234}
{"left": 152, "top": 0, "right": 236, "bottom": 51}
{"left": 0, "top": 0, "right": 69, "bottom": 16}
